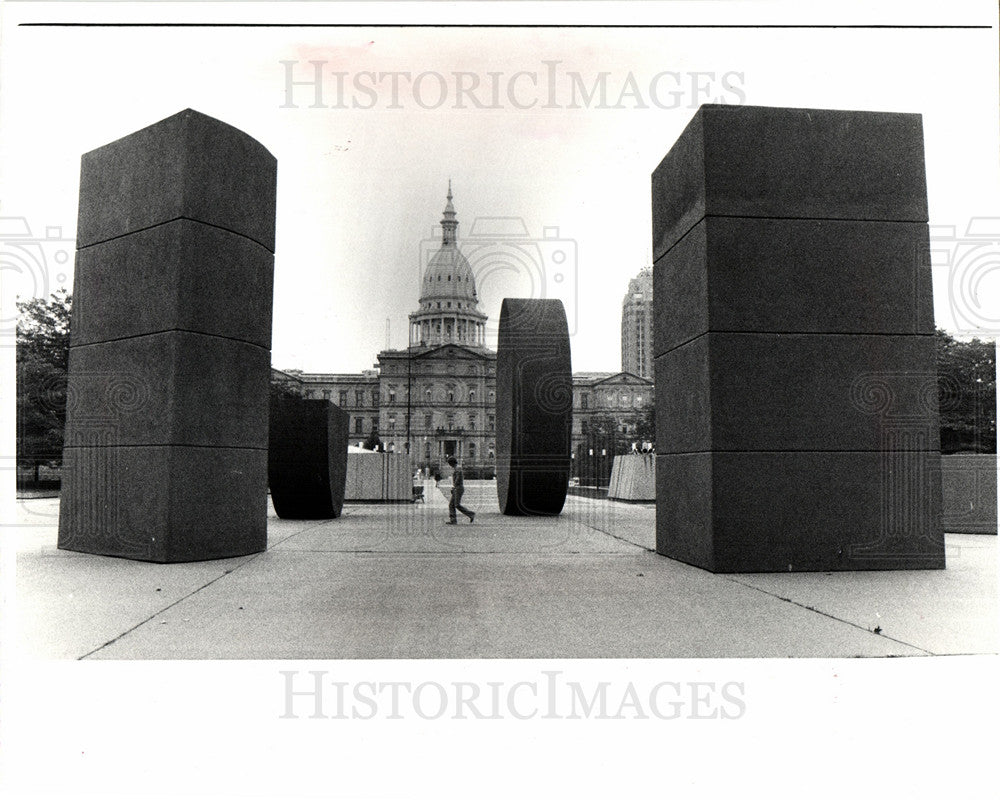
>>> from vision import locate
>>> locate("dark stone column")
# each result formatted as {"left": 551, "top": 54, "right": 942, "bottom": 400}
{"left": 495, "top": 298, "right": 572, "bottom": 515}
{"left": 269, "top": 398, "right": 349, "bottom": 519}
{"left": 652, "top": 104, "right": 944, "bottom": 572}
{"left": 58, "top": 109, "right": 277, "bottom": 562}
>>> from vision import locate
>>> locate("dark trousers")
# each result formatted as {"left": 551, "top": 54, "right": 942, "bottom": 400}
{"left": 450, "top": 488, "right": 474, "bottom": 521}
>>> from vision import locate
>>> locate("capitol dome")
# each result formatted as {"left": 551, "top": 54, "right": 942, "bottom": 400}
{"left": 409, "top": 183, "right": 487, "bottom": 348}
{"left": 419, "top": 246, "right": 479, "bottom": 306}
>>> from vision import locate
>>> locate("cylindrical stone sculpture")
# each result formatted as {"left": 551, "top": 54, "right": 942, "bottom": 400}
{"left": 269, "top": 397, "right": 349, "bottom": 519}
{"left": 57, "top": 109, "right": 277, "bottom": 562}
{"left": 495, "top": 298, "right": 572, "bottom": 515}
{"left": 652, "top": 104, "right": 944, "bottom": 573}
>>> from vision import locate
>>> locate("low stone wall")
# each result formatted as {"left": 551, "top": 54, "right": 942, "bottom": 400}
{"left": 942, "top": 454, "right": 997, "bottom": 534}
{"left": 566, "top": 485, "right": 609, "bottom": 501}
{"left": 344, "top": 452, "right": 411, "bottom": 502}
{"left": 608, "top": 454, "right": 656, "bottom": 501}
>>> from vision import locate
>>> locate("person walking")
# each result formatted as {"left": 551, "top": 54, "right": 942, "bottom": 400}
{"left": 445, "top": 456, "right": 475, "bottom": 524}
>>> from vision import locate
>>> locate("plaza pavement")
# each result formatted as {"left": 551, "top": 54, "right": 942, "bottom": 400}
{"left": 10, "top": 480, "right": 998, "bottom": 659}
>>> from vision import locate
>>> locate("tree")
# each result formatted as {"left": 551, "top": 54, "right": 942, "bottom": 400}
{"left": 270, "top": 369, "right": 305, "bottom": 403}
{"left": 634, "top": 402, "right": 655, "bottom": 447}
{"left": 16, "top": 293, "right": 314, "bottom": 485}
{"left": 937, "top": 329, "right": 996, "bottom": 453}
{"left": 16, "top": 289, "right": 72, "bottom": 482}
{"left": 578, "top": 412, "right": 631, "bottom": 486}
{"left": 362, "top": 429, "right": 384, "bottom": 452}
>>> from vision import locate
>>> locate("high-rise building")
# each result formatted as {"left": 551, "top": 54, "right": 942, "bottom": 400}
{"left": 620, "top": 266, "right": 653, "bottom": 379}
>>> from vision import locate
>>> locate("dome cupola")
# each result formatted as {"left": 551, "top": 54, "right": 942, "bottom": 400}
{"left": 409, "top": 182, "right": 487, "bottom": 348}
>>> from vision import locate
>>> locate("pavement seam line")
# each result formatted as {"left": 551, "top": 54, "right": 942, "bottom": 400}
{"left": 569, "top": 503, "right": 656, "bottom": 553}
{"left": 569, "top": 498, "right": 937, "bottom": 656}
{"left": 79, "top": 517, "right": 332, "bottom": 659}
{"left": 267, "top": 516, "right": 335, "bottom": 548}
{"left": 79, "top": 567, "right": 253, "bottom": 659}
{"left": 720, "top": 575, "right": 936, "bottom": 656}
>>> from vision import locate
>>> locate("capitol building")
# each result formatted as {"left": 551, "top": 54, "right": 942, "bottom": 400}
{"left": 276, "top": 185, "right": 652, "bottom": 478}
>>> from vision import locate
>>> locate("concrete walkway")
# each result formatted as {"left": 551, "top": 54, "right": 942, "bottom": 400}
{"left": 10, "top": 480, "right": 998, "bottom": 659}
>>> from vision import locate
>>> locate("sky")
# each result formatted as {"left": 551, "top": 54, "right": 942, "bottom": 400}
{"left": 1, "top": 1, "right": 998, "bottom": 375}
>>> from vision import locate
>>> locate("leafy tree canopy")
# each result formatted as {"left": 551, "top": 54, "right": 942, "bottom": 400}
{"left": 17, "top": 289, "right": 71, "bottom": 469}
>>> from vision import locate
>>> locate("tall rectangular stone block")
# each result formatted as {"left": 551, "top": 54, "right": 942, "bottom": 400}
{"left": 77, "top": 109, "right": 277, "bottom": 250}
{"left": 652, "top": 104, "right": 943, "bottom": 573}
{"left": 653, "top": 217, "right": 933, "bottom": 355}
{"left": 71, "top": 220, "right": 273, "bottom": 348}
{"left": 58, "top": 109, "right": 277, "bottom": 562}
{"left": 656, "top": 452, "right": 943, "bottom": 572}
{"left": 651, "top": 105, "right": 928, "bottom": 261}
{"left": 59, "top": 445, "right": 268, "bottom": 562}
{"left": 655, "top": 333, "right": 939, "bottom": 454}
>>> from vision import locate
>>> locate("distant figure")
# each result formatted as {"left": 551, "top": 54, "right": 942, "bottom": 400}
{"left": 445, "top": 456, "right": 475, "bottom": 524}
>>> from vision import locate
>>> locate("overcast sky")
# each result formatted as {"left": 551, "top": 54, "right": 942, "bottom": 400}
{"left": 2, "top": 1, "right": 997, "bottom": 376}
